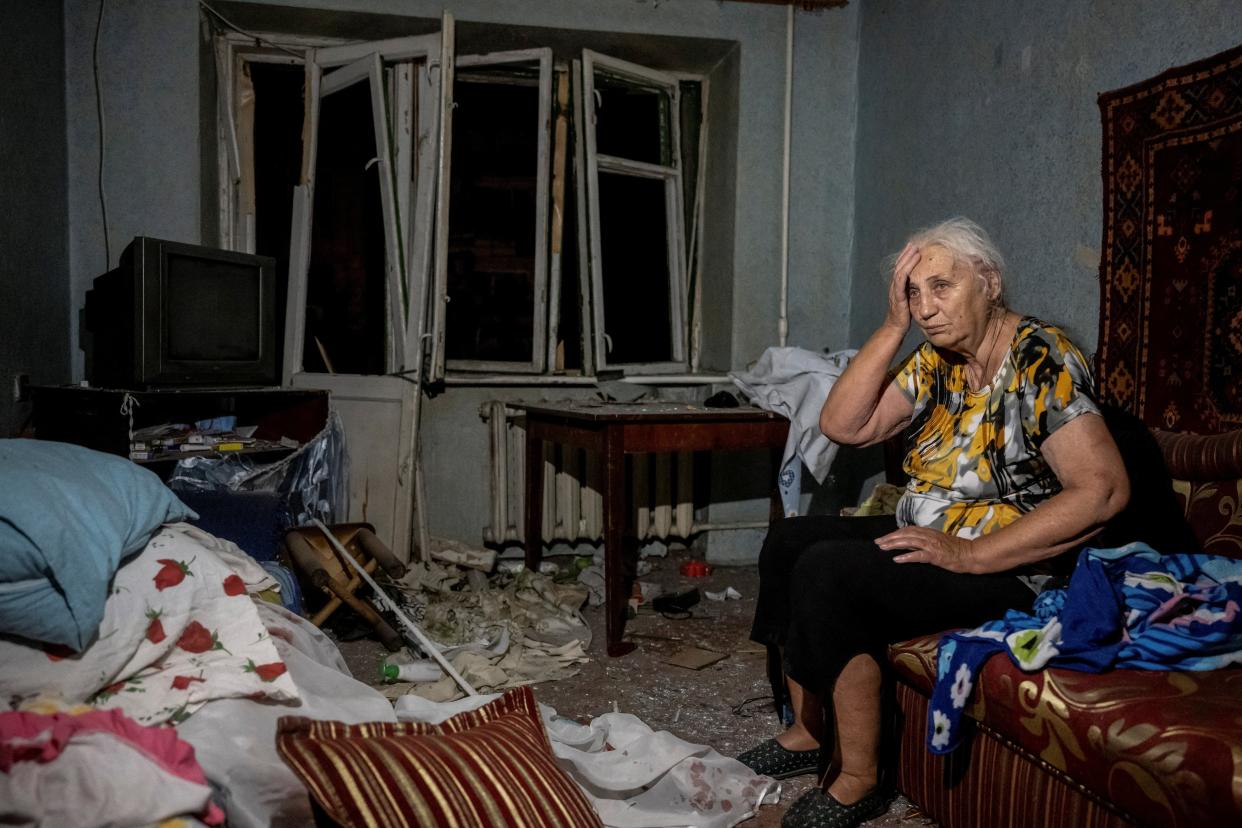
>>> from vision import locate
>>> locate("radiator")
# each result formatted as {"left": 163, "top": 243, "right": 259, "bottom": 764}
{"left": 481, "top": 401, "right": 695, "bottom": 545}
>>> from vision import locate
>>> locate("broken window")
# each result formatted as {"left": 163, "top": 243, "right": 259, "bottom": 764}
{"left": 217, "top": 31, "right": 704, "bottom": 381}
{"left": 284, "top": 34, "right": 449, "bottom": 381}
{"left": 303, "top": 57, "right": 391, "bottom": 375}
{"left": 441, "top": 50, "right": 552, "bottom": 373}
{"left": 581, "top": 51, "right": 688, "bottom": 374}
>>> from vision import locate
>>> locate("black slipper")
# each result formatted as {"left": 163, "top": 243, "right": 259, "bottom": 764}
{"left": 736, "top": 738, "right": 822, "bottom": 779}
{"left": 781, "top": 787, "right": 892, "bottom": 828}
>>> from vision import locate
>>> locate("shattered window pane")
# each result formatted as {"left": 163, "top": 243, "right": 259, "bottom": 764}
{"left": 304, "top": 78, "right": 388, "bottom": 375}
{"left": 446, "top": 65, "right": 541, "bottom": 365}
{"left": 598, "top": 172, "right": 672, "bottom": 364}
{"left": 593, "top": 72, "right": 672, "bottom": 166}
{"left": 249, "top": 61, "right": 305, "bottom": 371}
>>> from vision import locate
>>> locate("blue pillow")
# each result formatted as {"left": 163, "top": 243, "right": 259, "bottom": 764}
{"left": 0, "top": 439, "right": 196, "bottom": 650}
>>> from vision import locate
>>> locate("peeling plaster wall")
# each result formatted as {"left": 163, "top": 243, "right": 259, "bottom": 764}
{"left": 0, "top": 2, "right": 70, "bottom": 437}
{"left": 849, "top": 0, "right": 1242, "bottom": 353}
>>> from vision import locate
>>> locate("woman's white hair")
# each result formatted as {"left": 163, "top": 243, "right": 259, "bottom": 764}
{"left": 893, "top": 216, "right": 1007, "bottom": 307}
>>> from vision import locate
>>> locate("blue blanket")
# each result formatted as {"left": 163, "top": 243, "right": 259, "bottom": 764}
{"left": 927, "top": 543, "right": 1242, "bottom": 754}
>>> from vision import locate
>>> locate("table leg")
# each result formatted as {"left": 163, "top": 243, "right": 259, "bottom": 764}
{"left": 525, "top": 429, "right": 544, "bottom": 572}
{"left": 602, "top": 426, "right": 635, "bottom": 656}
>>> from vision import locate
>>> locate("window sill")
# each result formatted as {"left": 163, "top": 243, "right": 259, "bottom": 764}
{"left": 441, "top": 373, "right": 731, "bottom": 387}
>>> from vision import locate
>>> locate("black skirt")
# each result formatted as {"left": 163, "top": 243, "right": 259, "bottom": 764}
{"left": 749, "top": 514, "right": 1035, "bottom": 697}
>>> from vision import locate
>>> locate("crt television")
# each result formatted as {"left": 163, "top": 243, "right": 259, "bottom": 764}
{"left": 83, "top": 236, "right": 278, "bottom": 388}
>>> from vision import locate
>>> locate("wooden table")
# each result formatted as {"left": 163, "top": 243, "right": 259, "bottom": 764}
{"left": 514, "top": 401, "right": 789, "bottom": 656}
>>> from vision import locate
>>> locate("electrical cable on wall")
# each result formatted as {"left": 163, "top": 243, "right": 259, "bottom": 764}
{"left": 198, "top": 0, "right": 302, "bottom": 58}
{"left": 93, "top": 0, "right": 110, "bottom": 268}
{"left": 118, "top": 392, "right": 139, "bottom": 446}
{"left": 778, "top": 3, "right": 793, "bottom": 348}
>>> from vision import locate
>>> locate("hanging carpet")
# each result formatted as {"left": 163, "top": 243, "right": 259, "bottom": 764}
{"left": 1097, "top": 43, "right": 1242, "bottom": 434}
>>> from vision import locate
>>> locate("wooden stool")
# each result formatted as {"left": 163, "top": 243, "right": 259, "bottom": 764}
{"left": 284, "top": 522, "right": 407, "bottom": 652}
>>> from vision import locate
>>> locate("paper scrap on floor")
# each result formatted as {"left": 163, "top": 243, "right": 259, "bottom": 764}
{"left": 663, "top": 646, "right": 727, "bottom": 670}
{"left": 384, "top": 543, "right": 592, "bottom": 702}
{"left": 704, "top": 587, "right": 742, "bottom": 602}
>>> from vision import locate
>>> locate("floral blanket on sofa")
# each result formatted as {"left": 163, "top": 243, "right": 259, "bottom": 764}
{"left": 928, "top": 542, "right": 1242, "bottom": 754}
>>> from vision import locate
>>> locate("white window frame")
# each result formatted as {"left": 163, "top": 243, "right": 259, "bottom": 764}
{"left": 214, "top": 31, "right": 346, "bottom": 257}
{"left": 284, "top": 34, "right": 448, "bottom": 380}
{"left": 430, "top": 48, "right": 554, "bottom": 376}
{"left": 218, "top": 32, "right": 710, "bottom": 384}
{"left": 569, "top": 59, "right": 597, "bottom": 376}
{"left": 321, "top": 51, "right": 407, "bottom": 367}
{"left": 285, "top": 26, "right": 453, "bottom": 565}
{"left": 210, "top": 22, "right": 459, "bottom": 561}
{"left": 581, "top": 50, "right": 688, "bottom": 375}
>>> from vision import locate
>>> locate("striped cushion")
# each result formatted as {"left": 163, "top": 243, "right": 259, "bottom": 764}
{"left": 276, "top": 686, "right": 602, "bottom": 828}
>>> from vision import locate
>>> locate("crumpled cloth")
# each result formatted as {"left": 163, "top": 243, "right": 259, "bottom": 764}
{"left": 928, "top": 543, "right": 1242, "bottom": 754}
{"left": 730, "top": 347, "right": 856, "bottom": 484}
{"left": 730, "top": 347, "right": 856, "bottom": 516}
{"left": 394, "top": 694, "right": 780, "bottom": 828}
{"left": 0, "top": 707, "right": 224, "bottom": 826}
{"left": 177, "top": 601, "right": 397, "bottom": 828}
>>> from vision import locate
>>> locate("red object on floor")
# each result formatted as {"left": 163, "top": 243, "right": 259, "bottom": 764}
{"left": 679, "top": 560, "right": 712, "bottom": 577}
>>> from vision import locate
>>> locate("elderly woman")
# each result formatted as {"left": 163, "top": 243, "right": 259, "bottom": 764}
{"left": 738, "top": 218, "right": 1130, "bottom": 827}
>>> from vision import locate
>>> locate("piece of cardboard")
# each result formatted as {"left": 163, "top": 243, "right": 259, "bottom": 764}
{"left": 732, "top": 636, "right": 766, "bottom": 654}
{"left": 662, "top": 646, "right": 726, "bottom": 670}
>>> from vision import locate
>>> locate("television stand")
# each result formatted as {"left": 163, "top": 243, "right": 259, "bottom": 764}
{"left": 29, "top": 385, "right": 330, "bottom": 476}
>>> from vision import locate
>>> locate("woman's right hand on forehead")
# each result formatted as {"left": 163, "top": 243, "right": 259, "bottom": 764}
{"left": 885, "top": 243, "right": 920, "bottom": 333}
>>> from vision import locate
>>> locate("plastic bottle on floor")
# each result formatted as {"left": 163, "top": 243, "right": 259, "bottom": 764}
{"left": 380, "top": 651, "right": 444, "bottom": 683}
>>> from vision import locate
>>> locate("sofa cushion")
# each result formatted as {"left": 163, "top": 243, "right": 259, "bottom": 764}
{"left": 890, "top": 633, "right": 1242, "bottom": 826}
{"left": 276, "top": 686, "right": 602, "bottom": 828}
{"left": 1171, "top": 478, "right": 1242, "bottom": 560}
{"left": 1152, "top": 428, "right": 1242, "bottom": 560}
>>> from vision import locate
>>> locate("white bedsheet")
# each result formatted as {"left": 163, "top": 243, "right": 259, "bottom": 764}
{"left": 394, "top": 693, "right": 781, "bottom": 828}
{"left": 177, "top": 601, "right": 397, "bottom": 827}
{"left": 0, "top": 524, "right": 393, "bottom": 828}
{"left": 0, "top": 523, "right": 299, "bottom": 724}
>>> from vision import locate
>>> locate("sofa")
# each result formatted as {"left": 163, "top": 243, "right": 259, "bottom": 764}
{"left": 886, "top": 426, "right": 1242, "bottom": 827}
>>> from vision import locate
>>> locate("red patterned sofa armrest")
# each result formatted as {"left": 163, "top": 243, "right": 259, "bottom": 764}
{"left": 1151, "top": 428, "right": 1242, "bottom": 481}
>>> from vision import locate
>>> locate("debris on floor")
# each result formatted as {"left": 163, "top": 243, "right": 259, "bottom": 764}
{"left": 376, "top": 544, "right": 593, "bottom": 702}
{"left": 330, "top": 540, "right": 938, "bottom": 827}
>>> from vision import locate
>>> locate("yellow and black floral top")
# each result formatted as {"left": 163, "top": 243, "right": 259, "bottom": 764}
{"left": 892, "top": 317, "right": 1099, "bottom": 550}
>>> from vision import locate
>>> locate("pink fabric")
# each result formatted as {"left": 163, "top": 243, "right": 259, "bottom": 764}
{"left": 0, "top": 708, "right": 224, "bottom": 825}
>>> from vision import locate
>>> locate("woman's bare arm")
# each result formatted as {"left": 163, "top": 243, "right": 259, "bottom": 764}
{"left": 820, "top": 244, "right": 919, "bottom": 446}
{"left": 875, "top": 413, "right": 1130, "bottom": 573}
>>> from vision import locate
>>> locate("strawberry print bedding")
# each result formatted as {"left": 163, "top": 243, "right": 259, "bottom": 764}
{"left": 0, "top": 523, "right": 300, "bottom": 725}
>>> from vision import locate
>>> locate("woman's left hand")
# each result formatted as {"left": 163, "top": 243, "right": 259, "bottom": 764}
{"left": 876, "top": 527, "right": 975, "bottom": 573}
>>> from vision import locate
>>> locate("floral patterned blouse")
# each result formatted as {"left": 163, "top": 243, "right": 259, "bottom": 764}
{"left": 891, "top": 316, "right": 1099, "bottom": 560}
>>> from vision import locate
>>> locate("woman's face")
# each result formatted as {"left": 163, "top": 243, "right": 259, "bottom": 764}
{"left": 906, "top": 244, "right": 996, "bottom": 355}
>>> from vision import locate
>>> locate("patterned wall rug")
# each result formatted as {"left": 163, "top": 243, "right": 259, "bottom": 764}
{"left": 1097, "top": 43, "right": 1242, "bottom": 434}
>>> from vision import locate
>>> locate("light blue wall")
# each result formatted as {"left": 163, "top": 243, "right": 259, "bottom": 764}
{"left": 788, "top": 5, "right": 860, "bottom": 353}
{"left": 849, "top": 0, "right": 1242, "bottom": 353}
{"left": 62, "top": 0, "right": 860, "bottom": 379}
{"left": 0, "top": 1, "right": 70, "bottom": 437}
{"left": 48, "top": 0, "right": 1238, "bottom": 548}
{"left": 57, "top": 0, "right": 859, "bottom": 544}
{"left": 64, "top": 0, "right": 200, "bottom": 374}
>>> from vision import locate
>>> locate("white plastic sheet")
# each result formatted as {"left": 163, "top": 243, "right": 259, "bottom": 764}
{"left": 177, "top": 602, "right": 396, "bottom": 828}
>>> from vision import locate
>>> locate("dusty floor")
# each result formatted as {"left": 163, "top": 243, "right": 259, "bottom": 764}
{"left": 333, "top": 546, "right": 936, "bottom": 827}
